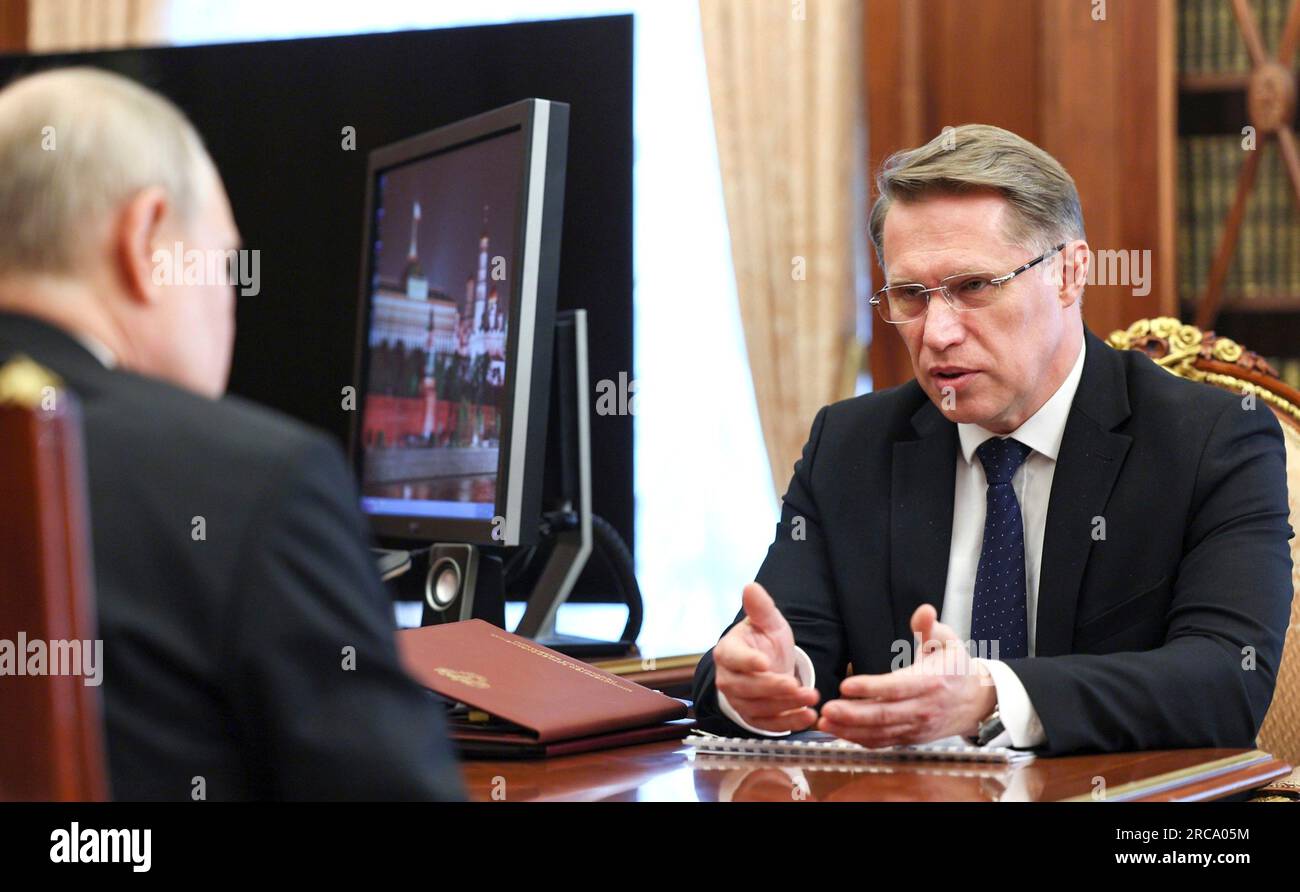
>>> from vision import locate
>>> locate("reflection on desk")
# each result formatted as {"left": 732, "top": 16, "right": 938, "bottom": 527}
{"left": 461, "top": 740, "right": 1291, "bottom": 802}
{"left": 694, "top": 753, "right": 1034, "bottom": 802}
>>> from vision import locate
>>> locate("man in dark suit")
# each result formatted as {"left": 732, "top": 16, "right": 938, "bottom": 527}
{"left": 0, "top": 68, "right": 463, "bottom": 799}
{"left": 694, "top": 124, "right": 1294, "bottom": 755}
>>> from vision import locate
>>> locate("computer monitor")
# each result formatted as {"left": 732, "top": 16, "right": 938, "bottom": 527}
{"left": 350, "top": 99, "right": 568, "bottom": 548}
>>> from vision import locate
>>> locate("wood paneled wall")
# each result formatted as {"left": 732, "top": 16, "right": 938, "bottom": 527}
{"left": 866, "top": 0, "right": 1177, "bottom": 390}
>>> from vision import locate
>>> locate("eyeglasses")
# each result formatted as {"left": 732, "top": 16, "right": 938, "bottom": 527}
{"left": 869, "top": 244, "right": 1066, "bottom": 324}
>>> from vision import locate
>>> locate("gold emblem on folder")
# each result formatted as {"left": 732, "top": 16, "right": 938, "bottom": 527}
{"left": 434, "top": 667, "right": 490, "bottom": 689}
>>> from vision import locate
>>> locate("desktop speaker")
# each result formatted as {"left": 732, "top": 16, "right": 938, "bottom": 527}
{"left": 419, "top": 545, "right": 505, "bottom": 628}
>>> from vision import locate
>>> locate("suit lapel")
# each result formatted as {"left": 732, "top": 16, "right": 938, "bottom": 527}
{"left": 889, "top": 398, "right": 957, "bottom": 644}
{"left": 1034, "top": 329, "right": 1133, "bottom": 656}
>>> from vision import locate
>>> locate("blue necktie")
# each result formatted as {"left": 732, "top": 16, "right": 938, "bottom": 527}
{"left": 971, "top": 436, "right": 1032, "bottom": 661}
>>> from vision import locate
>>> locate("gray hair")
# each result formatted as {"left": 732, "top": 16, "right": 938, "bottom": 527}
{"left": 0, "top": 67, "right": 211, "bottom": 275}
{"left": 868, "top": 124, "right": 1085, "bottom": 263}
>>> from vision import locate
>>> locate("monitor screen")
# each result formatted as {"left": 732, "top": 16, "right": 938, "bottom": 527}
{"left": 358, "top": 128, "right": 526, "bottom": 527}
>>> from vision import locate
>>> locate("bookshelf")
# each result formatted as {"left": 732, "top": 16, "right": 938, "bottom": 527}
{"left": 1178, "top": 0, "right": 1300, "bottom": 385}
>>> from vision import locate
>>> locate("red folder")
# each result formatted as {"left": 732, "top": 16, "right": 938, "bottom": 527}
{"left": 397, "top": 620, "right": 691, "bottom": 758}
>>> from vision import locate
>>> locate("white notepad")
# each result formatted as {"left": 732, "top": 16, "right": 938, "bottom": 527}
{"left": 684, "top": 729, "right": 1035, "bottom": 765}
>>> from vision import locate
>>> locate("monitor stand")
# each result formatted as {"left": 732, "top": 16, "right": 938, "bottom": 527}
{"left": 515, "top": 515, "right": 631, "bottom": 658}
{"left": 513, "top": 310, "right": 633, "bottom": 658}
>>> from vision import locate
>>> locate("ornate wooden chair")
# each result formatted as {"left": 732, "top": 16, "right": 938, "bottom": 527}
{"left": 1107, "top": 317, "right": 1300, "bottom": 800}
{"left": 0, "top": 355, "right": 108, "bottom": 801}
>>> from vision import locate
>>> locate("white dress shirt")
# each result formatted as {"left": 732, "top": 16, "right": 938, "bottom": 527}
{"left": 719, "top": 338, "right": 1087, "bottom": 749}
{"left": 74, "top": 332, "right": 117, "bottom": 368}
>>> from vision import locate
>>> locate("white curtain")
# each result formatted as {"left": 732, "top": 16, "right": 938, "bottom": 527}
{"left": 699, "top": 0, "right": 866, "bottom": 493}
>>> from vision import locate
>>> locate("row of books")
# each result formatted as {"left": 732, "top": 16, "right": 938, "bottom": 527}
{"left": 1179, "top": 0, "right": 1293, "bottom": 74}
{"left": 1178, "top": 135, "right": 1300, "bottom": 306}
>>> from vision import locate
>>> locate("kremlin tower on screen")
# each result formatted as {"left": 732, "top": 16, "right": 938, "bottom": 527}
{"left": 455, "top": 205, "right": 508, "bottom": 376}
{"left": 364, "top": 201, "right": 508, "bottom": 451}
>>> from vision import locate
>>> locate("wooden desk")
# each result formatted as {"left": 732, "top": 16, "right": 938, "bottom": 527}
{"left": 462, "top": 741, "right": 1291, "bottom": 802}
{"left": 470, "top": 652, "right": 1291, "bottom": 801}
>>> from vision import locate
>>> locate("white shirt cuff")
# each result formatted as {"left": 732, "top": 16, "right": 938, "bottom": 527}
{"left": 716, "top": 646, "right": 816, "bottom": 737}
{"left": 974, "top": 658, "right": 1046, "bottom": 749}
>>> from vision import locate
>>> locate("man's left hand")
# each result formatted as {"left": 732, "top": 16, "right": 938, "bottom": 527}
{"left": 816, "top": 604, "right": 998, "bottom": 747}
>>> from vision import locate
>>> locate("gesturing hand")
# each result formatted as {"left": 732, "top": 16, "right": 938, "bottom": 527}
{"left": 713, "top": 582, "right": 820, "bottom": 733}
{"left": 816, "top": 604, "right": 997, "bottom": 747}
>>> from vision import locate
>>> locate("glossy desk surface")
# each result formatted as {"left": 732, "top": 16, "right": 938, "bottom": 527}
{"left": 462, "top": 740, "right": 1291, "bottom": 802}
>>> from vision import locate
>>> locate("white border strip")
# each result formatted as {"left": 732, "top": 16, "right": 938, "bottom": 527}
{"left": 504, "top": 99, "right": 549, "bottom": 546}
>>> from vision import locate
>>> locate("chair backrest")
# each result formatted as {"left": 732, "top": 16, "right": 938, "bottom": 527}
{"left": 0, "top": 355, "right": 108, "bottom": 801}
{"left": 1108, "top": 317, "right": 1300, "bottom": 767}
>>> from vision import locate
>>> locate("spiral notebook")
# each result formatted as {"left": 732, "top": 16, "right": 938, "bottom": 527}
{"left": 684, "top": 729, "right": 1036, "bottom": 765}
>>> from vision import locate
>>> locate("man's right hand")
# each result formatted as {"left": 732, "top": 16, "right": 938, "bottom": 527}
{"left": 713, "top": 582, "right": 820, "bottom": 733}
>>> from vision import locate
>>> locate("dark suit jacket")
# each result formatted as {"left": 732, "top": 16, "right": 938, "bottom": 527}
{"left": 0, "top": 311, "right": 464, "bottom": 800}
{"left": 693, "top": 327, "right": 1294, "bottom": 755}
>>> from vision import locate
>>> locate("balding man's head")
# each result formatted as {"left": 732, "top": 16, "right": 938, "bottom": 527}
{"left": 0, "top": 67, "right": 239, "bottom": 398}
{"left": 0, "top": 67, "right": 212, "bottom": 274}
